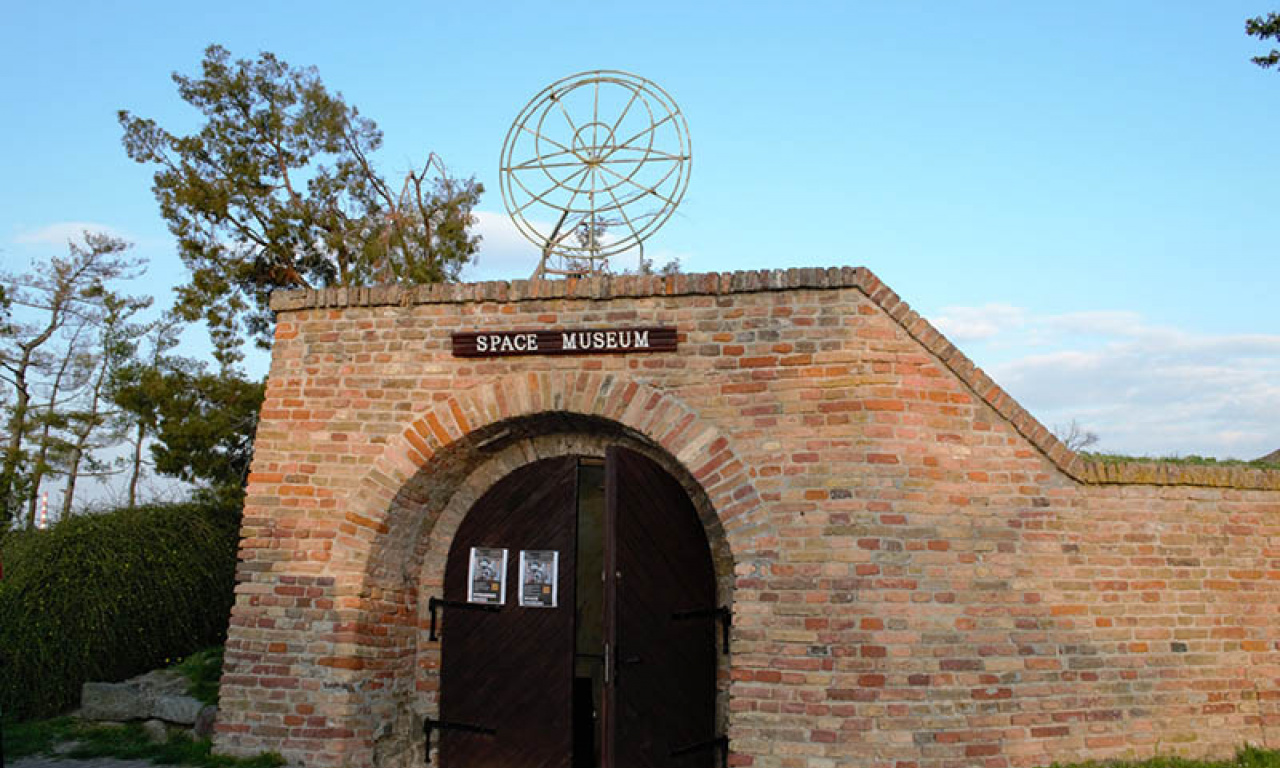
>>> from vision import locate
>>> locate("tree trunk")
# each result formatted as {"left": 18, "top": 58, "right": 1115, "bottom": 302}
{"left": 128, "top": 420, "right": 145, "bottom": 507}
{"left": 25, "top": 326, "right": 82, "bottom": 524}
{"left": 4, "top": 376, "right": 30, "bottom": 526}
{"left": 60, "top": 444, "right": 82, "bottom": 521}
{"left": 2, "top": 307, "right": 64, "bottom": 527}
{"left": 61, "top": 347, "right": 111, "bottom": 520}
{"left": 25, "top": 403, "right": 52, "bottom": 526}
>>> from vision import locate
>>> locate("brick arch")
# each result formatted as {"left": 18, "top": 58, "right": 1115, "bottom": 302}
{"left": 310, "top": 372, "right": 760, "bottom": 766}
{"left": 334, "top": 370, "right": 764, "bottom": 574}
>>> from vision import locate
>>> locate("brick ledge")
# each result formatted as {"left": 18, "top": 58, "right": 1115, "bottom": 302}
{"left": 268, "top": 267, "right": 874, "bottom": 311}
{"left": 269, "top": 269, "right": 1280, "bottom": 491}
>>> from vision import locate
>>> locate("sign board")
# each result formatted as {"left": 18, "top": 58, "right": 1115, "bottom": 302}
{"left": 519, "top": 550, "right": 559, "bottom": 608}
{"left": 467, "top": 547, "right": 508, "bottom": 605}
{"left": 452, "top": 327, "right": 677, "bottom": 357}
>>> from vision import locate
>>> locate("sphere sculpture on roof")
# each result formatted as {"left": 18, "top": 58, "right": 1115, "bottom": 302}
{"left": 499, "top": 70, "right": 691, "bottom": 278}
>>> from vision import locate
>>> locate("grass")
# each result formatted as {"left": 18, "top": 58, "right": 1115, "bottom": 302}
{"left": 6, "top": 718, "right": 1280, "bottom": 768}
{"left": 1081, "top": 452, "right": 1280, "bottom": 471}
{"left": 1047, "top": 745, "right": 1280, "bottom": 767}
{"left": 2, "top": 717, "right": 284, "bottom": 766}
{"left": 175, "top": 646, "right": 224, "bottom": 707}
{"left": 1, "top": 716, "right": 81, "bottom": 759}
{"left": 2, "top": 645, "right": 282, "bottom": 767}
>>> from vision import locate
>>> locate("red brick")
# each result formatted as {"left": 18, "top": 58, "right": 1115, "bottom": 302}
{"left": 222, "top": 269, "right": 1280, "bottom": 768}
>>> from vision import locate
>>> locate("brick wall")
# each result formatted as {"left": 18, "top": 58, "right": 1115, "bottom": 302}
{"left": 216, "top": 268, "right": 1280, "bottom": 767}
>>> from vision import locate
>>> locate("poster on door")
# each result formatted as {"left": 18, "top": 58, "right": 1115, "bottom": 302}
{"left": 519, "top": 550, "right": 558, "bottom": 608}
{"left": 467, "top": 547, "right": 507, "bottom": 605}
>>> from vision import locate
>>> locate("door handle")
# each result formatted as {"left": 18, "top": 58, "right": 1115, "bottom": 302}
{"left": 423, "top": 718, "right": 496, "bottom": 765}
{"left": 671, "top": 735, "right": 729, "bottom": 768}
{"left": 427, "top": 596, "right": 501, "bottom": 641}
{"left": 672, "top": 606, "right": 732, "bottom": 654}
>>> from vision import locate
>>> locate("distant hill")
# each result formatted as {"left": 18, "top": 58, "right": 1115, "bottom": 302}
{"left": 1262, "top": 449, "right": 1280, "bottom": 464}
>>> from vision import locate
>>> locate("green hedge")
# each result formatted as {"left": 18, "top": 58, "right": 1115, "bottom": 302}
{"left": 0, "top": 502, "right": 240, "bottom": 720}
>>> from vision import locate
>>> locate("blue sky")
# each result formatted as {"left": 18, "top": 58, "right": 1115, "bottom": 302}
{"left": 2, "top": 0, "right": 1277, "bottom": 463}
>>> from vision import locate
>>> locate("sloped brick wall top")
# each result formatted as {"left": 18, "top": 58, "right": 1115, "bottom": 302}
{"left": 270, "top": 267, "right": 1280, "bottom": 492}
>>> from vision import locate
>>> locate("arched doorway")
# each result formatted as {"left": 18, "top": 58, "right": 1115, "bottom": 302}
{"left": 432, "top": 446, "right": 722, "bottom": 767}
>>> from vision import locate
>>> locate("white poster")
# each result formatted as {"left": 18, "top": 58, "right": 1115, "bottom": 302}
{"left": 467, "top": 547, "right": 507, "bottom": 605}
{"left": 519, "top": 550, "right": 559, "bottom": 608}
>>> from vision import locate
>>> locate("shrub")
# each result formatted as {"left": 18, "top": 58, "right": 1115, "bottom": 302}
{"left": 175, "top": 646, "right": 225, "bottom": 706}
{"left": 0, "top": 502, "right": 240, "bottom": 720}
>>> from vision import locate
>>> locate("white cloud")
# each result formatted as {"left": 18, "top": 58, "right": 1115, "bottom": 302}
{"left": 463, "top": 210, "right": 544, "bottom": 281}
{"left": 1045, "top": 310, "right": 1145, "bottom": 336}
{"left": 933, "top": 303, "right": 1027, "bottom": 341}
{"left": 932, "top": 304, "right": 1280, "bottom": 461}
{"left": 13, "top": 221, "right": 131, "bottom": 246}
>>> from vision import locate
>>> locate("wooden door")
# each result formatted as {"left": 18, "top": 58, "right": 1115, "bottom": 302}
{"left": 440, "top": 457, "right": 579, "bottom": 768}
{"left": 437, "top": 449, "right": 719, "bottom": 768}
{"left": 606, "top": 447, "right": 717, "bottom": 768}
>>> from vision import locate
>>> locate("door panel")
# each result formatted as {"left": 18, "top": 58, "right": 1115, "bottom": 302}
{"left": 441, "top": 457, "right": 579, "bottom": 768}
{"left": 438, "top": 449, "right": 719, "bottom": 768}
{"left": 607, "top": 447, "right": 717, "bottom": 768}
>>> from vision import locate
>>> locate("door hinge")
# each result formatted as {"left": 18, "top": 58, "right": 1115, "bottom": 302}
{"left": 427, "top": 596, "right": 501, "bottom": 642}
{"left": 423, "top": 718, "right": 496, "bottom": 766}
{"left": 671, "top": 735, "right": 729, "bottom": 768}
{"left": 672, "top": 605, "right": 732, "bottom": 654}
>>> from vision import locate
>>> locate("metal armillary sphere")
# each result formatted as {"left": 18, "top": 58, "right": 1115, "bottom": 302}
{"left": 499, "top": 70, "right": 691, "bottom": 279}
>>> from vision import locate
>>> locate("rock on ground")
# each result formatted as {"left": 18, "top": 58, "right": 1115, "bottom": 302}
{"left": 194, "top": 704, "right": 218, "bottom": 737}
{"left": 79, "top": 682, "right": 149, "bottom": 722}
{"left": 79, "top": 669, "right": 206, "bottom": 726}
{"left": 141, "top": 718, "right": 169, "bottom": 742}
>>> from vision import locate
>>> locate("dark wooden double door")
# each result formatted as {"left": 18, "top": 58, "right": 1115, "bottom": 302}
{"left": 439, "top": 447, "right": 718, "bottom": 768}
